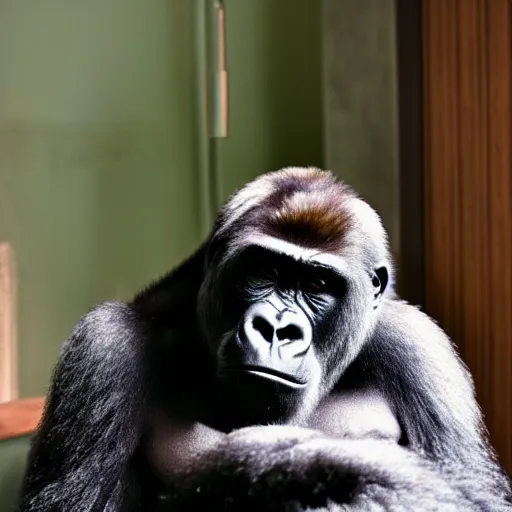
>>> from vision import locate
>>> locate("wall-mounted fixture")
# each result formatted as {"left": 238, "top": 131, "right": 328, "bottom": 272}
{"left": 197, "top": 0, "right": 230, "bottom": 234}
{"left": 207, "top": 0, "right": 229, "bottom": 139}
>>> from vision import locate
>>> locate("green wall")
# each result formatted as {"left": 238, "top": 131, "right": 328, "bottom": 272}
{"left": 0, "top": 1, "right": 203, "bottom": 398}
{"left": 322, "top": 0, "right": 400, "bottom": 255}
{"left": 0, "top": 437, "right": 29, "bottom": 511}
{"left": 215, "top": 1, "right": 323, "bottom": 204}
{"left": 0, "top": 1, "right": 323, "bottom": 398}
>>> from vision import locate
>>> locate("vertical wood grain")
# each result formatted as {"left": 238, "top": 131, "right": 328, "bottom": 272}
{"left": 0, "top": 242, "right": 18, "bottom": 403}
{"left": 487, "top": 0, "right": 512, "bottom": 470}
{"left": 424, "top": 0, "right": 462, "bottom": 341}
{"left": 423, "top": 0, "right": 512, "bottom": 473}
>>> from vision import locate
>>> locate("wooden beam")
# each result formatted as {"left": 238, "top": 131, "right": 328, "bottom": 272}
{"left": 395, "top": 0, "right": 425, "bottom": 307}
{"left": 0, "top": 242, "right": 18, "bottom": 403}
{"left": 0, "top": 397, "right": 45, "bottom": 441}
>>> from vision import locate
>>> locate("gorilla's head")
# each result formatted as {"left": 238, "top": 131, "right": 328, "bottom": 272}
{"left": 197, "top": 168, "right": 392, "bottom": 428}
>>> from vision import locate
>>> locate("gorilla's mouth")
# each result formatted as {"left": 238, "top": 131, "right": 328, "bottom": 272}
{"left": 225, "top": 365, "right": 307, "bottom": 389}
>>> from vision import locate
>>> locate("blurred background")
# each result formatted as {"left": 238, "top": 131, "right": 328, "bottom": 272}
{"left": 0, "top": 0, "right": 510, "bottom": 507}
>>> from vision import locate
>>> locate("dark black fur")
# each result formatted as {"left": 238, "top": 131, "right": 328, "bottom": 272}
{"left": 19, "top": 168, "right": 512, "bottom": 511}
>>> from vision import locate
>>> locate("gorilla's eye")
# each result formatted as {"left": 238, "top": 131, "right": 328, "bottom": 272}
{"left": 302, "top": 278, "right": 328, "bottom": 294}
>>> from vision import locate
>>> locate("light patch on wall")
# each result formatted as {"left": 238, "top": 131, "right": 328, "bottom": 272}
{"left": 322, "top": 0, "right": 400, "bottom": 257}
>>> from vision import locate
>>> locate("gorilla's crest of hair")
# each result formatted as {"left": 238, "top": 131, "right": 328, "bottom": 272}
{"left": 260, "top": 169, "right": 355, "bottom": 253}
{"left": 218, "top": 167, "right": 389, "bottom": 265}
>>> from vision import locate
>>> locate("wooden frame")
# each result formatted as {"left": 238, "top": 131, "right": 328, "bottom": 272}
{"left": 0, "top": 396, "right": 45, "bottom": 441}
{"left": 0, "top": 242, "right": 44, "bottom": 441}
{"left": 0, "top": 242, "right": 18, "bottom": 403}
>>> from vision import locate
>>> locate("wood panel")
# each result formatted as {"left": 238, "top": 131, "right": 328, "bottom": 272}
{"left": 0, "top": 397, "right": 44, "bottom": 441}
{"left": 0, "top": 242, "right": 18, "bottom": 403}
{"left": 423, "top": 0, "right": 512, "bottom": 473}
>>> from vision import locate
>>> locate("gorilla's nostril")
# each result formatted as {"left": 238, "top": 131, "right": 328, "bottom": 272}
{"left": 252, "top": 316, "right": 274, "bottom": 343}
{"left": 276, "top": 324, "right": 303, "bottom": 342}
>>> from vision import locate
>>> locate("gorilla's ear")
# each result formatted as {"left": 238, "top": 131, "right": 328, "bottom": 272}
{"left": 375, "top": 266, "right": 389, "bottom": 293}
{"left": 371, "top": 265, "right": 389, "bottom": 308}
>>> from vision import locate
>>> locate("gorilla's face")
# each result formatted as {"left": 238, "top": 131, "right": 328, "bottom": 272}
{"left": 198, "top": 239, "right": 385, "bottom": 428}
{"left": 220, "top": 244, "right": 339, "bottom": 380}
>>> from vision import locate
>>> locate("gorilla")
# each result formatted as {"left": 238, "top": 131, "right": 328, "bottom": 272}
{"left": 19, "top": 167, "right": 512, "bottom": 511}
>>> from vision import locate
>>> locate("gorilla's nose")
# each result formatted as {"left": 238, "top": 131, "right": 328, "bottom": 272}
{"left": 240, "top": 302, "right": 312, "bottom": 359}
{"left": 251, "top": 315, "right": 304, "bottom": 344}
{"left": 251, "top": 315, "right": 275, "bottom": 343}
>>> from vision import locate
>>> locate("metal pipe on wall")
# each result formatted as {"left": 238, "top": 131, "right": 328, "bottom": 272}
{"left": 195, "top": 0, "right": 229, "bottom": 237}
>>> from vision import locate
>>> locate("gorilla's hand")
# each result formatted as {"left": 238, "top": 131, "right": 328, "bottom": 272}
{"left": 161, "top": 425, "right": 472, "bottom": 512}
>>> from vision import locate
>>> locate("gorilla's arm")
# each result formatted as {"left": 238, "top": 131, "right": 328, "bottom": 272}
{"left": 144, "top": 413, "right": 227, "bottom": 479}
{"left": 307, "top": 386, "right": 401, "bottom": 442}
{"left": 154, "top": 425, "right": 477, "bottom": 512}
{"left": 19, "top": 302, "right": 149, "bottom": 511}
{"left": 357, "top": 299, "right": 512, "bottom": 509}
{"left": 143, "top": 384, "right": 403, "bottom": 486}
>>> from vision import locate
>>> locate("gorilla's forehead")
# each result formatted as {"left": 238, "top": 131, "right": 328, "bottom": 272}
{"left": 214, "top": 167, "right": 390, "bottom": 272}
{"left": 222, "top": 168, "right": 356, "bottom": 254}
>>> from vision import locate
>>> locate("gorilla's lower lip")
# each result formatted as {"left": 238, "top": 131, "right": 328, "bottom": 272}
{"left": 225, "top": 365, "right": 307, "bottom": 389}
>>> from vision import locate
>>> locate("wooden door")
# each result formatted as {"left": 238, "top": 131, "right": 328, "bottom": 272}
{"left": 423, "top": 0, "right": 512, "bottom": 473}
